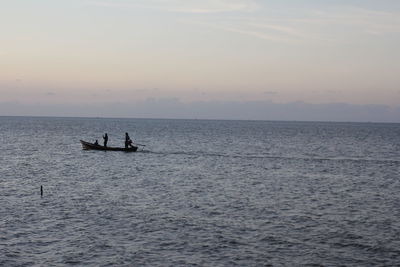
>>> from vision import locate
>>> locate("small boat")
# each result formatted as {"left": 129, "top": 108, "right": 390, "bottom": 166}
{"left": 80, "top": 140, "right": 138, "bottom": 152}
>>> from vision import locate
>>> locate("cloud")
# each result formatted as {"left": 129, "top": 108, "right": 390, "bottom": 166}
{"left": 166, "top": 0, "right": 258, "bottom": 14}
{"left": 88, "top": 0, "right": 258, "bottom": 14}
{"left": 183, "top": 5, "right": 400, "bottom": 43}
{"left": 87, "top": 1, "right": 399, "bottom": 43}
{"left": 215, "top": 25, "right": 302, "bottom": 43}
{"left": 284, "top": 7, "right": 400, "bottom": 40}
{"left": 307, "top": 7, "right": 400, "bottom": 35}
{"left": 326, "top": 90, "right": 337, "bottom": 93}
{"left": 185, "top": 18, "right": 309, "bottom": 43}
{"left": 264, "top": 91, "right": 278, "bottom": 95}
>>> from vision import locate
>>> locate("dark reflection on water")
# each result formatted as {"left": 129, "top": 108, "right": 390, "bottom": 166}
{"left": 1, "top": 117, "right": 400, "bottom": 266}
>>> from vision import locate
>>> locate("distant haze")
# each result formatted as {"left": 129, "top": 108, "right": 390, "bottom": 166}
{"left": 1, "top": 99, "right": 400, "bottom": 123}
{"left": 1, "top": 0, "right": 400, "bottom": 122}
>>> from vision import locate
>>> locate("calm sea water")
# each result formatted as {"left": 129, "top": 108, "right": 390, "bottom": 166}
{"left": 1, "top": 116, "right": 400, "bottom": 266}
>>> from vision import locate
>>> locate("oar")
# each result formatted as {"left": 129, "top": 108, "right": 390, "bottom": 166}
{"left": 134, "top": 143, "right": 146, "bottom": 146}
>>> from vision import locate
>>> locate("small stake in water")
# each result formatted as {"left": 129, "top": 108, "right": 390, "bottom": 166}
{"left": 40, "top": 185, "right": 43, "bottom": 197}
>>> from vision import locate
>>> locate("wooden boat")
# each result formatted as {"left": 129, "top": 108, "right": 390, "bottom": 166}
{"left": 80, "top": 140, "right": 138, "bottom": 152}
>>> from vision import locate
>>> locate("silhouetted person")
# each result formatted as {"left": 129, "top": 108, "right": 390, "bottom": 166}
{"left": 103, "top": 133, "right": 108, "bottom": 147}
{"left": 125, "top": 132, "right": 133, "bottom": 148}
{"left": 94, "top": 140, "right": 99, "bottom": 146}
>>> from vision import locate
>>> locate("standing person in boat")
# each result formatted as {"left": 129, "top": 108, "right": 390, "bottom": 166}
{"left": 125, "top": 132, "right": 133, "bottom": 148}
{"left": 103, "top": 133, "right": 108, "bottom": 147}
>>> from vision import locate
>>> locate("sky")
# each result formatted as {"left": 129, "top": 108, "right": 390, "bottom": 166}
{"left": 1, "top": 0, "right": 400, "bottom": 121}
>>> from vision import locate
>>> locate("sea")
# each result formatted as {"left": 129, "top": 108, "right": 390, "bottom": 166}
{"left": 1, "top": 116, "right": 400, "bottom": 266}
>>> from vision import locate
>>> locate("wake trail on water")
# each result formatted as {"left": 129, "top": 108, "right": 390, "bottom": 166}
{"left": 140, "top": 150, "right": 400, "bottom": 164}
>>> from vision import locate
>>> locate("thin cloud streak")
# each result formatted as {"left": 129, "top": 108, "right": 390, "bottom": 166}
{"left": 302, "top": 7, "right": 400, "bottom": 35}
{"left": 182, "top": 6, "right": 400, "bottom": 43}
{"left": 216, "top": 25, "right": 301, "bottom": 43}
{"left": 87, "top": 0, "right": 258, "bottom": 14}
{"left": 87, "top": 1, "right": 400, "bottom": 42}
{"left": 182, "top": 18, "right": 333, "bottom": 44}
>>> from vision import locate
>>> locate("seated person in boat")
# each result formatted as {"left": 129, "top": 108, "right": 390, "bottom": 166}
{"left": 94, "top": 140, "right": 99, "bottom": 146}
{"left": 125, "top": 132, "right": 134, "bottom": 148}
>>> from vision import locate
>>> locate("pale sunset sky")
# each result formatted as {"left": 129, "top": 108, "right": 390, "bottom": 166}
{"left": 1, "top": 0, "right": 400, "bottom": 121}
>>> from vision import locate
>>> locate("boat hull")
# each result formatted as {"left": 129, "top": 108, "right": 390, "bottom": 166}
{"left": 80, "top": 140, "right": 138, "bottom": 152}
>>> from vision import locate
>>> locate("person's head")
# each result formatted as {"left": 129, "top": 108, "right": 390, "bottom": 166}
{"left": 125, "top": 132, "right": 128, "bottom": 135}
